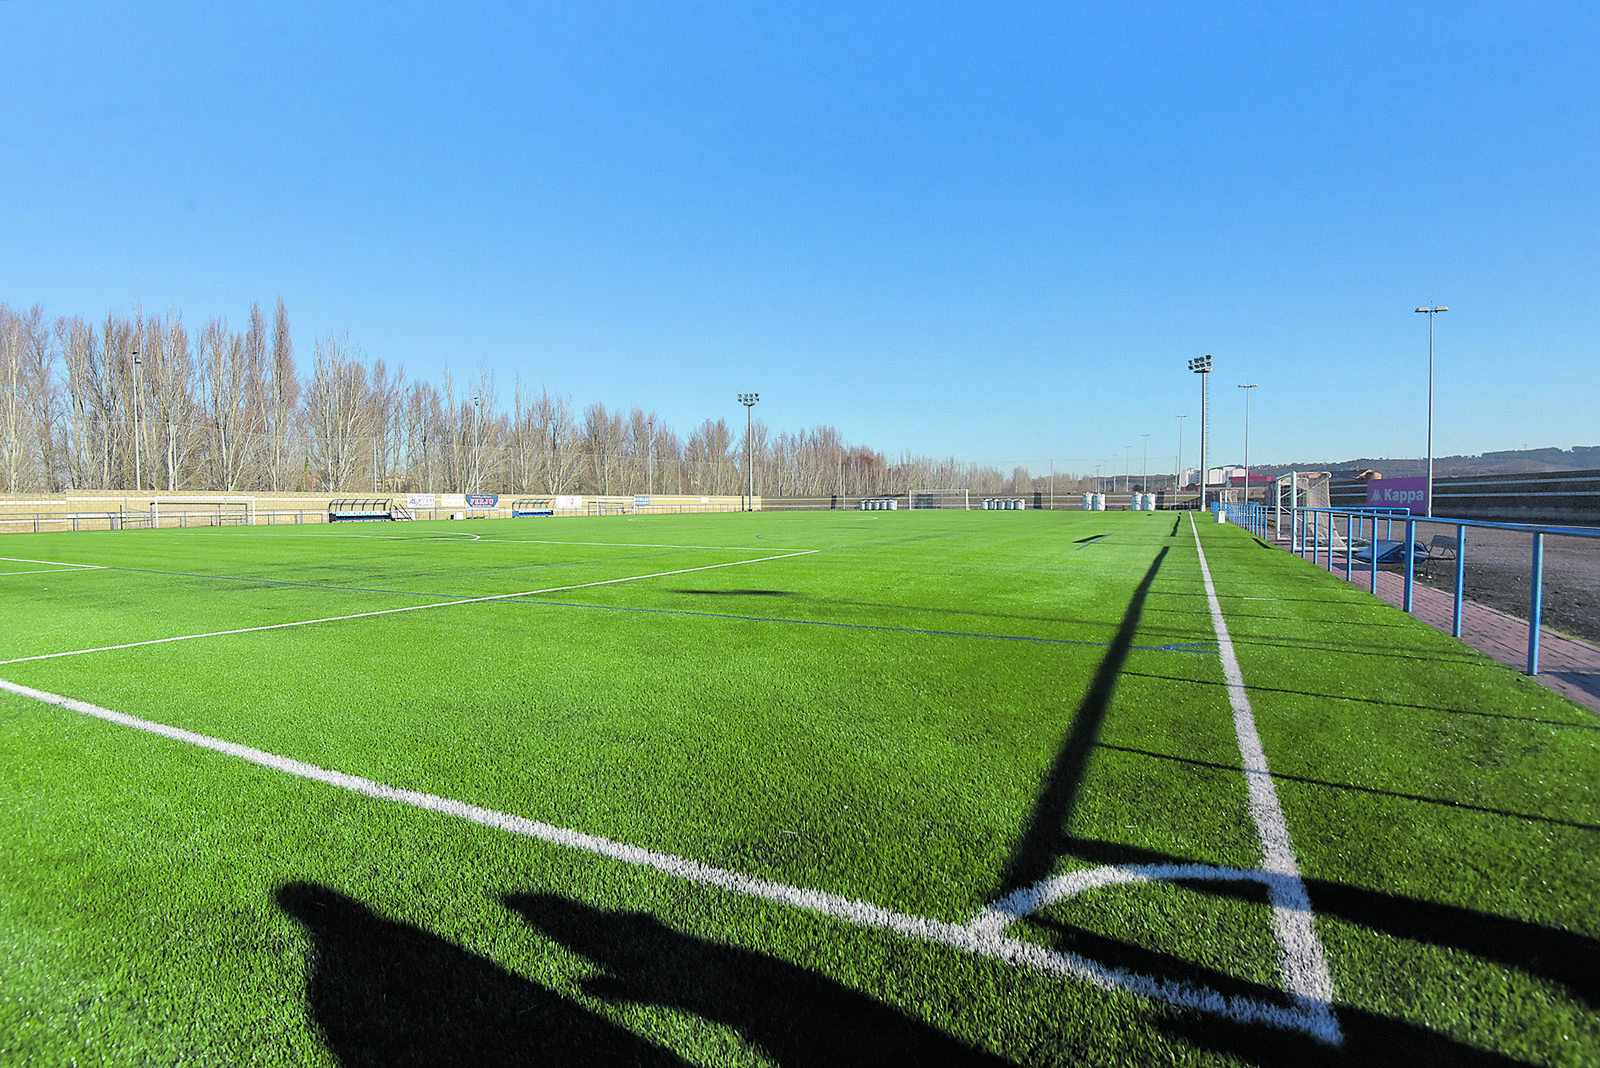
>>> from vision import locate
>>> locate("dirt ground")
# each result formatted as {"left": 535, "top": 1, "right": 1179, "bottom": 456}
{"left": 1404, "top": 520, "right": 1600, "bottom": 645}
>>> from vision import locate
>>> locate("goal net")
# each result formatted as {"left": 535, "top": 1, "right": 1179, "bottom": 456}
{"left": 1277, "top": 473, "right": 1341, "bottom": 549}
{"left": 909, "top": 489, "right": 970, "bottom": 510}
{"left": 151, "top": 498, "right": 255, "bottom": 528}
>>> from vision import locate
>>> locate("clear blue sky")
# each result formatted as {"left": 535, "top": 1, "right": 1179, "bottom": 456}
{"left": 4, "top": 1, "right": 1596, "bottom": 478}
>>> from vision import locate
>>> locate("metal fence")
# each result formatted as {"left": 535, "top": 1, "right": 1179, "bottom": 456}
{"left": 1285, "top": 505, "right": 1600, "bottom": 675}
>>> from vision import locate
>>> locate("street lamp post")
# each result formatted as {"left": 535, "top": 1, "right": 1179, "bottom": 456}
{"left": 472, "top": 394, "right": 481, "bottom": 494}
{"left": 1188, "top": 355, "right": 1212, "bottom": 508}
{"left": 1415, "top": 305, "right": 1448, "bottom": 518}
{"left": 738, "top": 393, "right": 759, "bottom": 510}
{"left": 1123, "top": 444, "right": 1131, "bottom": 496}
{"left": 1238, "top": 383, "right": 1258, "bottom": 506}
{"left": 1141, "top": 433, "right": 1150, "bottom": 493}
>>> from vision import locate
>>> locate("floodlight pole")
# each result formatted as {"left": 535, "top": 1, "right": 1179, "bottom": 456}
{"left": 1123, "top": 444, "right": 1131, "bottom": 495}
{"left": 1188, "top": 355, "right": 1212, "bottom": 508}
{"left": 1415, "top": 305, "right": 1447, "bottom": 518}
{"left": 1141, "top": 433, "right": 1150, "bottom": 492}
{"left": 1238, "top": 384, "right": 1257, "bottom": 505}
{"left": 738, "top": 393, "right": 759, "bottom": 510}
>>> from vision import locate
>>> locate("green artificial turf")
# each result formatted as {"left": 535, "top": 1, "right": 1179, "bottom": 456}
{"left": 0, "top": 510, "right": 1595, "bottom": 1066}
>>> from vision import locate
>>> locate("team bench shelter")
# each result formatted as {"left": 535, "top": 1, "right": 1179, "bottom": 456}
{"left": 327, "top": 498, "right": 413, "bottom": 522}
{"left": 511, "top": 498, "right": 556, "bottom": 517}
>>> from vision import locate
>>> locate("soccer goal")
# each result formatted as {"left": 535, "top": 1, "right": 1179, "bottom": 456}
{"left": 1275, "top": 472, "right": 1341, "bottom": 551}
{"left": 151, "top": 498, "right": 256, "bottom": 528}
{"left": 910, "top": 489, "right": 970, "bottom": 510}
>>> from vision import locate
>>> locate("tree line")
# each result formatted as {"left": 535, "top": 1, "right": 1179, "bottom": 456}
{"left": 1, "top": 300, "right": 1063, "bottom": 499}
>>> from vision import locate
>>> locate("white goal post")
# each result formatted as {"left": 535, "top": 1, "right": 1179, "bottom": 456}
{"left": 149, "top": 497, "right": 256, "bottom": 527}
{"left": 909, "top": 489, "right": 970, "bottom": 510}
{"left": 1274, "top": 472, "right": 1339, "bottom": 550}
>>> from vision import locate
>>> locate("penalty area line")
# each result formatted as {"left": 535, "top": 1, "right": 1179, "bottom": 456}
{"left": 1189, "top": 514, "right": 1343, "bottom": 1045}
{"left": 0, "top": 550, "right": 818, "bottom": 667}
{"left": 0, "top": 674, "right": 1339, "bottom": 1040}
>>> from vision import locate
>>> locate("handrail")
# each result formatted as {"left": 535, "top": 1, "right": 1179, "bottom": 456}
{"left": 1288, "top": 505, "right": 1600, "bottom": 675}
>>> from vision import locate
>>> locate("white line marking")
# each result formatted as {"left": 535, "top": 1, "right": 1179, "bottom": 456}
{"left": 1189, "top": 514, "right": 1342, "bottom": 1043}
{"left": 0, "top": 550, "right": 818, "bottom": 666}
{"left": 0, "top": 567, "right": 106, "bottom": 577}
{"left": 171, "top": 530, "right": 806, "bottom": 553}
{"left": 0, "top": 674, "right": 1337, "bottom": 1037}
{"left": 0, "top": 556, "right": 105, "bottom": 570}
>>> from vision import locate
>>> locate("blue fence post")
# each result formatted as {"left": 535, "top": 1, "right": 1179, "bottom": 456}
{"left": 1345, "top": 513, "right": 1356, "bottom": 580}
{"left": 1452, "top": 523, "right": 1467, "bottom": 639}
{"left": 1370, "top": 519, "right": 1379, "bottom": 594}
{"left": 1403, "top": 517, "right": 1416, "bottom": 613}
{"left": 1528, "top": 532, "right": 1544, "bottom": 676}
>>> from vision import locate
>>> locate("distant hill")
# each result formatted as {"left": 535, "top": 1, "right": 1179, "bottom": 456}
{"left": 1254, "top": 445, "right": 1600, "bottom": 479}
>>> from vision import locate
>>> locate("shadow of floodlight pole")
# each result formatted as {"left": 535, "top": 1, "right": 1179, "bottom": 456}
{"left": 992, "top": 547, "right": 1170, "bottom": 899}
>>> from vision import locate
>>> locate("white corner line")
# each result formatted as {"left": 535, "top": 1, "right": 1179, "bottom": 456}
{"left": 1189, "top": 514, "right": 1343, "bottom": 1044}
{"left": 0, "top": 550, "right": 818, "bottom": 667}
{"left": 0, "top": 673, "right": 1338, "bottom": 1041}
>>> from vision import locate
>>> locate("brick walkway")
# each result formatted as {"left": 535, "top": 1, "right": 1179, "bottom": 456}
{"left": 1272, "top": 536, "right": 1600, "bottom": 715}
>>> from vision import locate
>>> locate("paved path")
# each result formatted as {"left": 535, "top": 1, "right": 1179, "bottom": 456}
{"left": 1272, "top": 536, "right": 1600, "bottom": 715}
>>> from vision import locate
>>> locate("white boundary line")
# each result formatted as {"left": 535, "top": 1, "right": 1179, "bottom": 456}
{"left": 0, "top": 674, "right": 1338, "bottom": 1038}
{"left": 0, "top": 556, "right": 105, "bottom": 570}
{"left": 1187, "top": 513, "right": 1342, "bottom": 1042}
{"left": 0, "top": 550, "right": 817, "bottom": 667}
{"left": 0, "top": 567, "right": 106, "bottom": 577}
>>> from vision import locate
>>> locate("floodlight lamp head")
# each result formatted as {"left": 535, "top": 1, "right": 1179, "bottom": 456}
{"left": 738, "top": 392, "right": 759, "bottom": 406}
{"left": 1188, "top": 355, "right": 1211, "bottom": 374}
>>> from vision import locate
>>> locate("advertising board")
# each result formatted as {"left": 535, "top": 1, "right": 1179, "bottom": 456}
{"left": 1365, "top": 476, "right": 1427, "bottom": 513}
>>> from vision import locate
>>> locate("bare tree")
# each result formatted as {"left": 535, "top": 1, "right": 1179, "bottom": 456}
{"left": 366, "top": 359, "right": 404, "bottom": 492}
{"left": 306, "top": 331, "right": 371, "bottom": 491}
{"left": 140, "top": 312, "right": 200, "bottom": 490}
{"left": 0, "top": 305, "right": 29, "bottom": 491}
{"left": 684, "top": 418, "right": 735, "bottom": 495}
{"left": 266, "top": 298, "right": 301, "bottom": 491}
{"left": 537, "top": 388, "right": 581, "bottom": 493}
{"left": 581, "top": 401, "right": 627, "bottom": 494}
{"left": 197, "top": 317, "right": 266, "bottom": 490}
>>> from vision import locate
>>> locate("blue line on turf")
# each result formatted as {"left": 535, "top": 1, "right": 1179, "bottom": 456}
{"left": 507, "top": 598, "right": 1216, "bottom": 654}
{"left": 75, "top": 565, "right": 1216, "bottom": 655}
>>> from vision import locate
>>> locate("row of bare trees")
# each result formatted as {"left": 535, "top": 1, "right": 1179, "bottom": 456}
{"left": 2, "top": 299, "right": 1067, "bottom": 499}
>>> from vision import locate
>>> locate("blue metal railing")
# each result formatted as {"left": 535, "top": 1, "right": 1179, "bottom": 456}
{"left": 1289, "top": 506, "right": 1600, "bottom": 675}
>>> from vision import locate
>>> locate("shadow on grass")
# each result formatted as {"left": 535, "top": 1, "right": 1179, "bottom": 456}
{"left": 278, "top": 881, "right": 1005, "bottom": 1067}
{"left": 1045, "top": 836, "right": 1593, "bottom": 1064}
{"left": 503, "top": 893, "right": 1010, "bottom": 1066}
{"left": 276, "top": 881, "right": 690, "bottom": 1067}
{"left": 1115, "top": 666, "right": 1600, "bottom": 731}
{"left": 1095, "top": 741, "right": 1600, "bottom": 832}
{"left": 992, "top": 546, "right": 1169, "bottom": 898}
{"left": 669, "top": 588, "right": 792, "bottom": 597}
